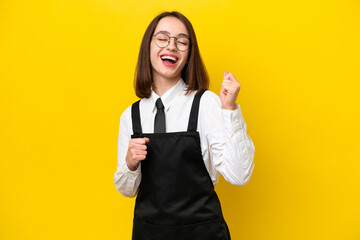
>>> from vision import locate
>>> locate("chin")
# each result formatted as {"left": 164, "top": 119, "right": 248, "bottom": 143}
{"left": 160, "top": 71, "right": 180, "bottom": 79}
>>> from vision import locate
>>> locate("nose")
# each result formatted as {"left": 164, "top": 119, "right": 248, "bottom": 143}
{"left": 166, "top": 37, "right": 177, "bottom": 51}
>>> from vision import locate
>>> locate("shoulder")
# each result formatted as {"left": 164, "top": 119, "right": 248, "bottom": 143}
{"left": 200, "top": 90, "right": 221, "bottom": 108}
{"left": 120, "top": 99, "right": 146, "bottom": 120}
{"left": 181, "top": 89, "right": 220, "bottom": 109}
{"left": 119, "top": 100, "right": 144, "bottom": 134}
{"left": 120, "top": 104, "right": 132, "bottom": 121}
{"left": 197, "top": 90, "right": 222, "bottom": 123}
{"left": 119, "top": 100, "right": 141, "bottom": 128}
{"left": 118, "top": 105, "right": 132, "bottom": 136}
{"left": 196, "top": 90, "right": 223, "bottom": 132}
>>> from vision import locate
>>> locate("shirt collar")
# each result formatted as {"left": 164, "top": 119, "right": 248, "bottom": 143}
{"left": 150, "top": 78, "right": 186, "bottom": 113}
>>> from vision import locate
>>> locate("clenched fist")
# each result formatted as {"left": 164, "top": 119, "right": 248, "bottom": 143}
{"left": 126, "top": 137, "right": 150, "bottom": 171}
{"left": 220, "top": 71, "right": 241, "bottom": 110}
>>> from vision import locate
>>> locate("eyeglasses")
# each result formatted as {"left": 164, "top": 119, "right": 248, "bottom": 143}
{"left": 153, "top": 32, "right": 191, "bottom": 52}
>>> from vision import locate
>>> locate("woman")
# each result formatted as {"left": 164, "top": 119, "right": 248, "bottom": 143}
{"left": 114, "top": 11, "right": 255, "bottom": 240}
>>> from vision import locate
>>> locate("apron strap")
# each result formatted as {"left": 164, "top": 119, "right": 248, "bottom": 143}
{"left": 131, "top": 100, "right": 143, "bottom": 135}
{"left": 187, "top": 89, "right": 207, "bottom": 132}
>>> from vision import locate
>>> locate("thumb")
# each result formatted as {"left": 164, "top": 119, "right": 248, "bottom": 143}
{"left": 223, "top": 71, "right": 228, "bottom": 79}
{"left": 143, "top": 137, "right": 150, "bottom": 143}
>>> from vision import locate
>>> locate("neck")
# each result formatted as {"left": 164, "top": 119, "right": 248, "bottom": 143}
{"left": 153, "top": 76, "right": 181, "bottom": 97}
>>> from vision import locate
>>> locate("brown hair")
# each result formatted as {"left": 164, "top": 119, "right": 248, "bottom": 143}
{"left": 134, "top": 11, "right": 209, "bottom": 98}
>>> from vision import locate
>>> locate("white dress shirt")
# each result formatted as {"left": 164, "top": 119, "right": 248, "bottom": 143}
{"left": 114, "top": 78, "right": 255, "bottom": 198}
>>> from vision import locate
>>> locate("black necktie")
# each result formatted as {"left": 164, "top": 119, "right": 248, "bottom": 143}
{"left": 154, "top": 98, "right": 166, "bottom": 133}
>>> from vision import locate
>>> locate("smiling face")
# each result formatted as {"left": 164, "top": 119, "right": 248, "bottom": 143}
{"left": 150, "top": 16, "right": 190, "bottom": 85}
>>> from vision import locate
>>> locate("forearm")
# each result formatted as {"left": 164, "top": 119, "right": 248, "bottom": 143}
{"left": 221, "top": 108, "right": 255, "bottom": 185}
{"left": 208, "top": 100, "right": 255, "bottom": 186}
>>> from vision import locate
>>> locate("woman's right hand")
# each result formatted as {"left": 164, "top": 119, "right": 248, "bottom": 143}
{"left": 125, "top": 137, "right": 150, "bottom": 171}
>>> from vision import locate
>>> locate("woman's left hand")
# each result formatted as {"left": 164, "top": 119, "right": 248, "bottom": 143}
{"left": 220, "top": 71, "right": 241, "bottom": 110}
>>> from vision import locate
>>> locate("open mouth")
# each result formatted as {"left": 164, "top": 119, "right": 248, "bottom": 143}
{"left": 160, "top": 55, "right": 179, "bottom": 65}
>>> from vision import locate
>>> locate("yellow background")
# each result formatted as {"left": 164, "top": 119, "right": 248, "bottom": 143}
{"left": 1, "top": 0, "right": 359, "bottom": 239}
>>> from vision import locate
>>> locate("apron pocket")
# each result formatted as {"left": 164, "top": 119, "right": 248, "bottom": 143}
{"left": 132, "top": 218, "right": 230, "bottom": 240}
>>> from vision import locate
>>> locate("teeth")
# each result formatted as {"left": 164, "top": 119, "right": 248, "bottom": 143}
{"left": 161, "top": 56, "right": 177, "bottom": 61}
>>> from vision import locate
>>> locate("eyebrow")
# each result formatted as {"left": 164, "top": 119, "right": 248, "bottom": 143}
{"left": 155, "top": 30, "right": 189, "bottom": 38}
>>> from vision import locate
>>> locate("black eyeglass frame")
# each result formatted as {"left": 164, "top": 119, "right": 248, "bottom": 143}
{"left": 152, "top": 33, "right": 192, "bottom": 52}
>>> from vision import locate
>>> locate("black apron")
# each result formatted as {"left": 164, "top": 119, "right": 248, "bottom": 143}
{"left": 130, "top": 90, "right": 231, "bottom": 240}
